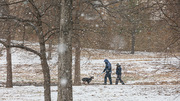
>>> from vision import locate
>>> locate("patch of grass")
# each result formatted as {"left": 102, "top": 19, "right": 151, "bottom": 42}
{"left": 122, "top": 75, "right": 140, "bottom": 83}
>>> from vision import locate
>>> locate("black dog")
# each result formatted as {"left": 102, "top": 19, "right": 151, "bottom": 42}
{"left": 82, "top": 76, "right": 94, "bottom": 84}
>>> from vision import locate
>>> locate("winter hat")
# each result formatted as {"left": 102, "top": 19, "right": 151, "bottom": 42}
{"left": 104, "top": 59, "right": 109, "bottom": 63}
{"left": 116, "top": 63, "right": 120, "bottom": 66}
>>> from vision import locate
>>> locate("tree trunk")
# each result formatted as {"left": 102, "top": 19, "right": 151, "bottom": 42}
{"left": 6, "top": 33, "right": 13, "bottom": 88}
{"left": 22, "top": 24, "right": 26, "bottom": 45}
{"left": 40, "top": 48, "right": 51, "bottom": 101}
{"left": 1, "top": 0, "right": 13, "bottom": 88}
{"left": 57, "top": 0, "right": 73, "bottom": 101}
{"left": 37, "top": 21, "right": 51, "bottom": 101}
{"left": 47, "top": 40, "right": 52, "bottom": 60}
{"left": 73, "top": 0, "right": 81, "bottom": 86}
{"left": 74, "top": 39, "right": 81, "bottom": 85}
{"left": 131, "top": 30, "right": 135, "bottom": 54}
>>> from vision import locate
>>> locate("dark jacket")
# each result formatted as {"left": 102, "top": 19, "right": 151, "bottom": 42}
{"left": 116, "top": 66, "right": 122, "bottom": 75}
{"left": 103, "top": 59, "right": 112, "bottom": 74}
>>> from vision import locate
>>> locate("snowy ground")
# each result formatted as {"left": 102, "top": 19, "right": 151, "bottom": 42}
{"left": 0, "top": 85, "right": 180, "bottom": 101}
{"left": 0, "top": 42, "right": 180, "bottom": 100}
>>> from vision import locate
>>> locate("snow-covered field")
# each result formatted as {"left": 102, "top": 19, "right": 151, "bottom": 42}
{"left": 0, "top": 85, "right": 180, "bottom": 101}
{"left": 0, "top": 42, "right": 180, "bottom": 100}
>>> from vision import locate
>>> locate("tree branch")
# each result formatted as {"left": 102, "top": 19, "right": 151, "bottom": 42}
{"left": 10, "top": 44, "right": 41, "bottom": 57}
{"left": 28, "top": 0, "right": 42, "bottom": 18}
{"left": 156, "top": 1, "right": 179, "bottom": 28}
{"left": 0, "top": 40, "right": 41, "bottom": 57}
{"left": 0, "top": 0, "right": 27, "bottom": 6}
{"left": 44, "top": 28, "right": 59, "bottom": 38}
{"left": 45, "top": 31, "right": 59, "bottom": 43}
{"left": 0, "top": 15, "right": 36, "bottom": 23}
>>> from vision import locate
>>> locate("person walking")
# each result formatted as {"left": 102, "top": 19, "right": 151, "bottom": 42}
{"left": 115, "top": 63, "right": 125, "bottom": 85}
{"left": 103, "top": 59, "right": 112, "bottom": 85}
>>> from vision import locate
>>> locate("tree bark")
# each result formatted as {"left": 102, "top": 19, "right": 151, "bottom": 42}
{"left": 37, "top": 21, "right": 51, "bottom": 101}
{"left": 6, "top": 33, "right": 13, "bottom": 88}
{"left": 28, "top": 0, "right": 51, "bottom": 100}
{"left": 73, "top": 0, "right": 82, "bottom": 86}
{"left": 131, "top": 30, "right": 135, "bottom": 54}
{"left": 1, "top": 0, "right": 52, "bottom": 100}
{"left": 74, "top": 39, "right": 81, "bottom": 85}
{"left": 57, "top": 0, "right": 73, "bottom": 101}
{"left": 47, "top": 40, "right": 52, "bottom": 60}
{"left": 22, "top": 24, "right": 26, "bottom": 45}
{"left": 1, "top": 0, "right": 13, "bottom": 88}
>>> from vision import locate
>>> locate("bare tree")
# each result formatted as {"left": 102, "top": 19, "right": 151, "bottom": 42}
{"left": 5, "top": 30, "right": 13, "bottom": 88}
{"left": 105, "top": 0, "right": 153, "bottom": 53}
{"left": 156, "top": 0, "right": 180, "bottom": 50}
{"left": 57, "top": 0, "right": 73, "bottom": 101}
{"left": 0, "top": 0, "right": 13, "bottom": 88}
{"left": 0, "top": 0, "right": 60, "bottom": 100}
{"left": 72, "top": 0, "right": 83, "bottom": 86}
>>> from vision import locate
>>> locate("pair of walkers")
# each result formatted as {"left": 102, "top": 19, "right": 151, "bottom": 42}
{"left": 103, "top": 59, "right": 125, "bottom": 85}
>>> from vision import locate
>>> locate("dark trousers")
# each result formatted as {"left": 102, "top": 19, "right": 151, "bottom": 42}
{"left": 104, "top": 73, "right": 112, "bottom": 84}
{"left": 116, "top": 75, "right": 125, "bottom": 85}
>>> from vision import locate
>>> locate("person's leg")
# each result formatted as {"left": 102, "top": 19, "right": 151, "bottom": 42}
{"left": 104, "top": 74, "right": 107, "bottom": 85}
{"left": 119, "top": 75, "right": 125, "bottom": 85}
{"left": 115, "top": 75, "right": 119, "bottom": 85}
{"left": 108, "top": 74, "right": 112, "bottom": 85}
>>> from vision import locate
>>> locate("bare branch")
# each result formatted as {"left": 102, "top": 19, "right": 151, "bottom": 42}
{"left": 10, "top": 44, "right": 41, "bottom": 57}
{"left": 45, "top": 31, "right": 59, "bottom": 43}
{"left": 41, "top": 5, "right": 53, "bottom": 17}
{"left": 0, "top": 40, "right": 41, "bottom": 57}
{"left": 156, "top": 1, "right": 179, "bottom": 28}
{"left": 0, "top": 15, "right": 36, "bottom": 23}
{"left": 44, "top": 28, "right": 59, "bottom": 37}
{"left": 0, "top": 0, "right": 27, "bottom": 6}
{"left": 27, "top": 0, "right": 42, "bottom": 18}
{"left": 0, "top": 40, "right": 7, "bottom": 47}
{"left": 88, "top": 2, "right": 108, "bottom": 25}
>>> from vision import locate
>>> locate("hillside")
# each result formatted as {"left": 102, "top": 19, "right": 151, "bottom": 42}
{"left": 0, "top": 42, "right": 180, "bottom": 86}
{"left": 0, "top": 42, "right": 180, "bottom": 101}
